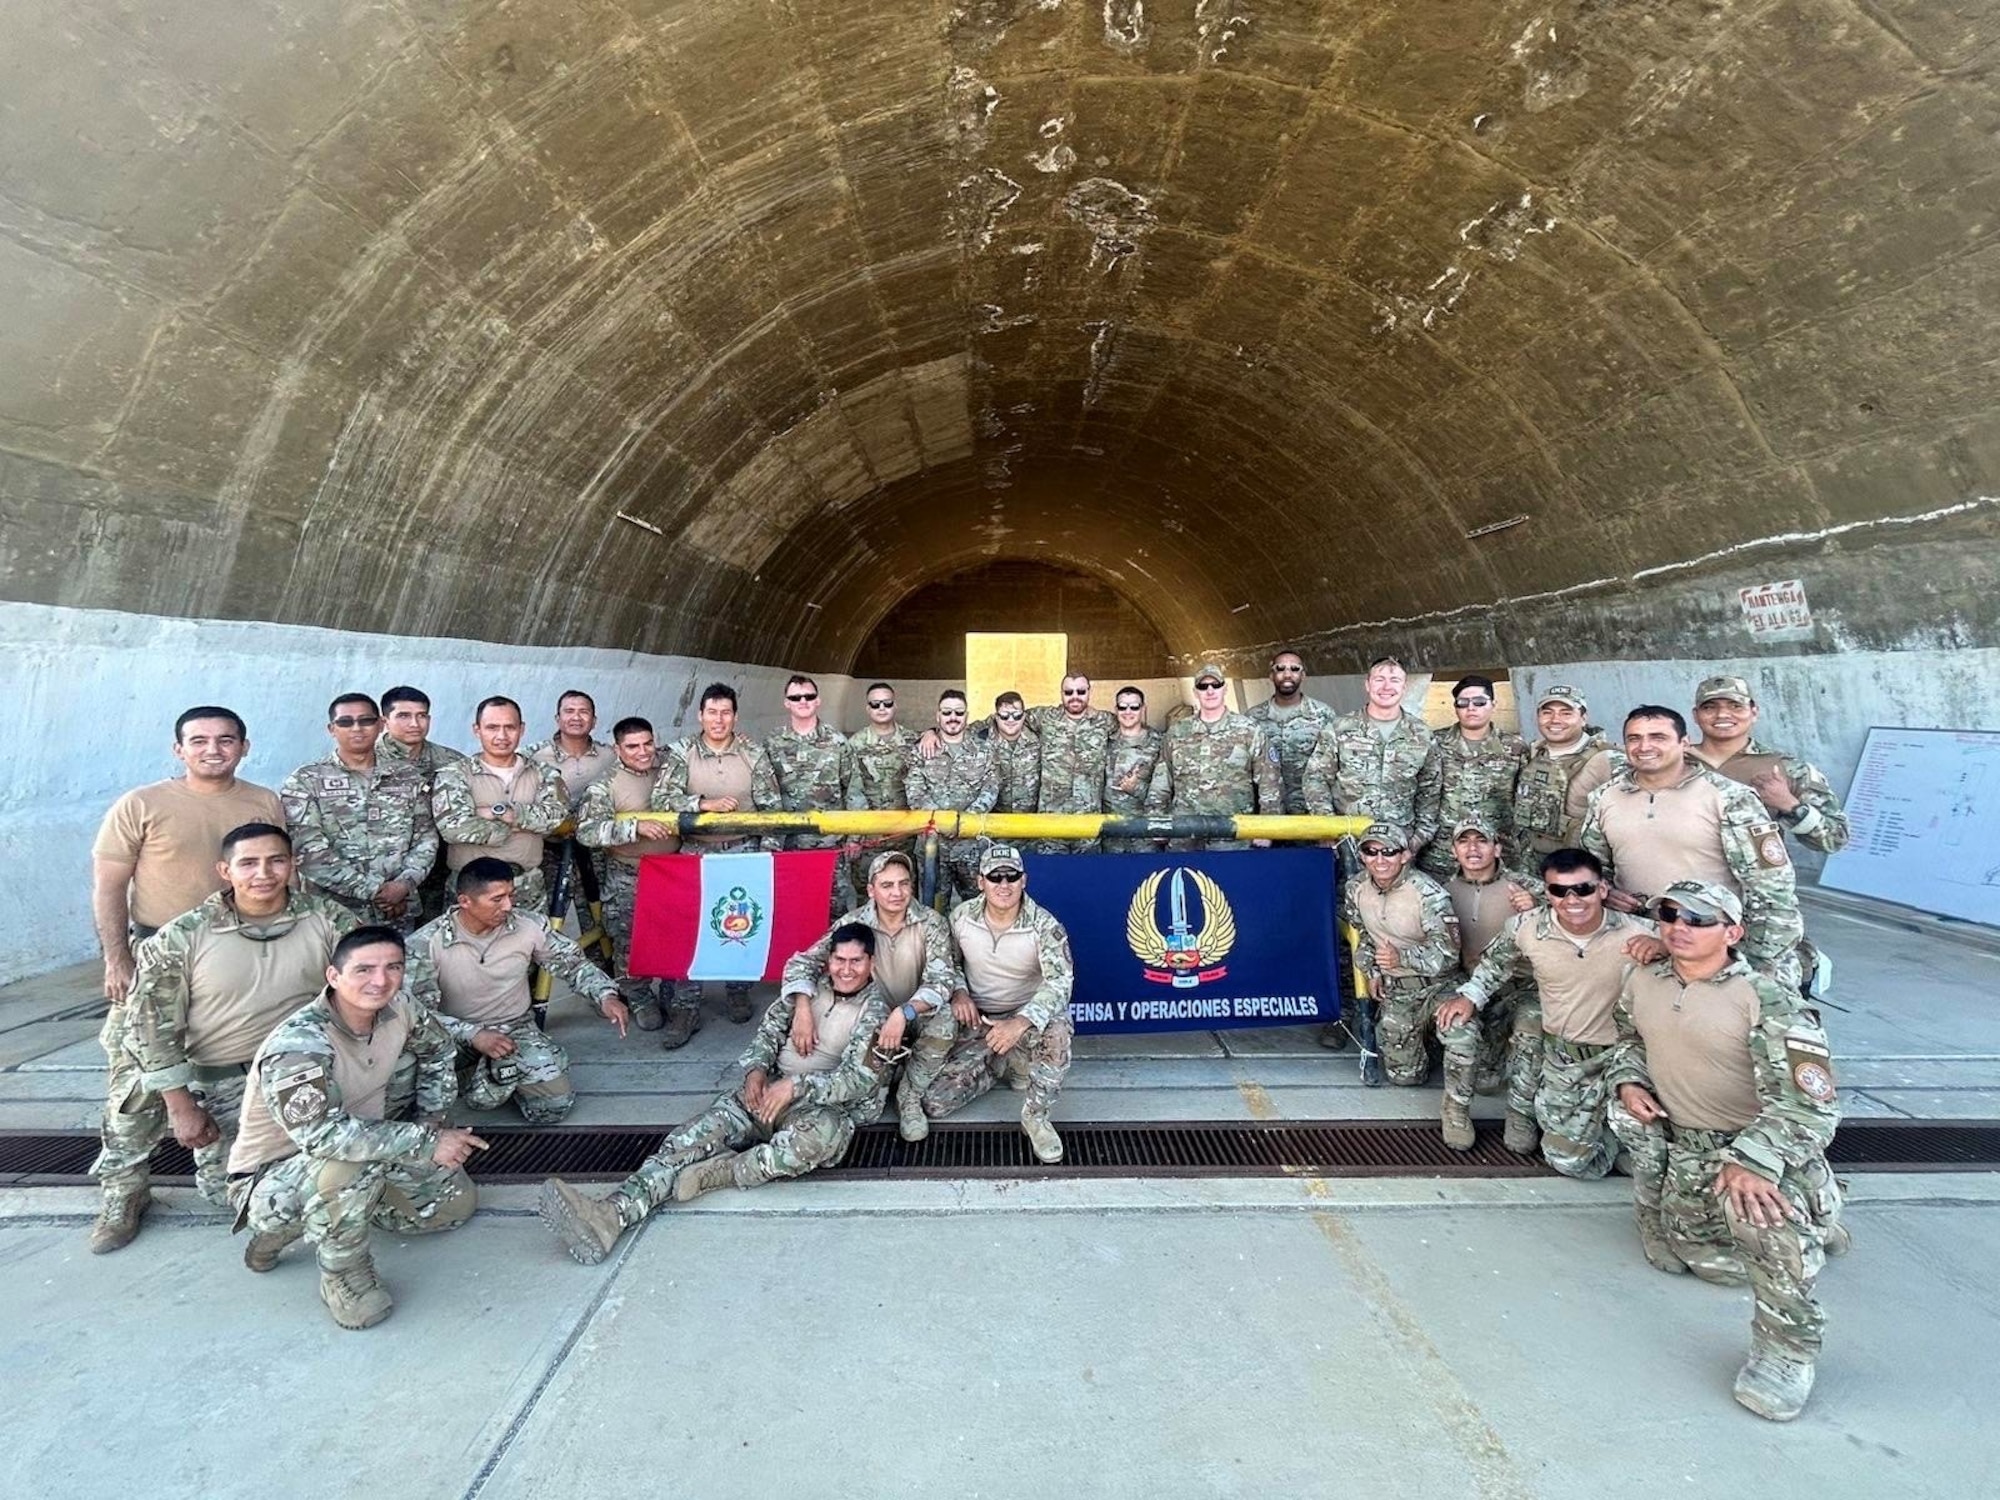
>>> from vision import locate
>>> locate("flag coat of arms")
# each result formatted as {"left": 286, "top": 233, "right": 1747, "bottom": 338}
{"left": 627, "top": 850, "right": 840, "bottom": 982}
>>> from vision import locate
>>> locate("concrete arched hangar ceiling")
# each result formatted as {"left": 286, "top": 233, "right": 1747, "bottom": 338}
{"left": 1, "top": 0, "right": 1993, "bottom": 669}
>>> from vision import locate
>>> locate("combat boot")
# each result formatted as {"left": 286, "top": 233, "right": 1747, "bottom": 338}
{"left": 243, "top": 1222, "right": 303, "bottom": 1273}
{"left": 318, "top": 1257, "right": 393, "bottom": 1330}
{"left": 629, "top": 994, "right": 665, "bottom": 1032}
{"left": 1502, "top": 1109, "right": 1539, "bottom": 1155}
{"left": 538, "top": 1177, "right": 626, "bottom": 1265}
{"left": 1635, "top": 1210, "right": 1688, "bottom": 1275}
{"left": 1733, "top": 1341, "right": 1816, "bottom": 1422}
{"left": 897, "top": 1086, "right": 930, "bottom": 1143}
{"left": 1316, "top": 1021, "right": 1350, "bottom": 1052}
{"left": 1473, "top": 1066, "right": 1507, "bottom": 1097}
{"left": 1823, "top": 1220, "right": 1852, "bottom": 1258}
{"left": 1022, "top": 1110, "right": 1063, "bottom": 1164}
{"left": 1440, "top": 1097, "right": 1475, "bottom": 1152}
{"left": 659, "top": 1004, "right": 702, "bottom": 1051}
{"left": 87, "top": 1191, "right": 152, "bottom": 1254}
{"left": 673, "top": 1152, "right": 742, "bottom": 1202}
{"left": 725, "top": 985, "right": 754, "bottom": 1024}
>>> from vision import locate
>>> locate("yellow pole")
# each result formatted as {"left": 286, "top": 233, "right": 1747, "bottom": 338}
{"left": 674, "top": 810, "right": 1372, "bottom": 842}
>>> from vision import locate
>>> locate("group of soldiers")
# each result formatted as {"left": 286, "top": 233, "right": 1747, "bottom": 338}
{"left": 83, "top": 651, "right": 1853, "bottom": 1421}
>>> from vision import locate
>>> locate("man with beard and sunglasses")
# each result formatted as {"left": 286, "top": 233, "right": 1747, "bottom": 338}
{"left": 1605, "top": 879, "right": 1847, "bottom": 1423}
{"left": 904, "top": 690, "right": 999, "bottom": 899}
{"left": 1245, "top": 649, "right": 1336, "bottom": 814}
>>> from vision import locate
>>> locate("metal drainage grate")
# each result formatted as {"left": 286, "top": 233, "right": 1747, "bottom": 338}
{"left": 4, "top": 1118, "right": 1996, "bottom": 1187}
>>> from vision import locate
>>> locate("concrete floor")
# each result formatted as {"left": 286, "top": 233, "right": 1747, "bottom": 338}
{"left": 2, "top": 889, "right": 1996, "bottom": 1497}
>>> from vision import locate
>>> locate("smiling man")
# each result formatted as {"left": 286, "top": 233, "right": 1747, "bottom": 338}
{"left": 1245, "top": 649, "right": 1336, "bottom": 814}
{"left": 574, "top": 716, "right": 681, "bottom": 1029}
{"left": 1102, "top": 686, "right": 1164, "bottom": 852}
{"left": 765, "top": 673, "right": 857, "bottom": 907}
{"left": 431, "top": 696, "right": 572, "bottom": 914}
{"left": 904, "top": 690, "right": 999, "bottom": 898}
{"left": 1511, "top": 685, "right": 1619, "bottom": 871}
{"left": 1418, "top": 674, "right": 1527, "bottom": 881}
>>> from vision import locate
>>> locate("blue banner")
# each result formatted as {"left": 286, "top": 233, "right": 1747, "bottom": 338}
{"left": 1024, "top": 847, "right": 1344, "bottom": 1034}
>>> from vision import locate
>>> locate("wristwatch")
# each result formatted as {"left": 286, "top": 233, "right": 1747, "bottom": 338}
{"left": 901, "top": 1003, "right": 919, "bottom": 1024}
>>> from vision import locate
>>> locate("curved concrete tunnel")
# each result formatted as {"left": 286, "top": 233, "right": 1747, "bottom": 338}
{"left": 3, "top": 0, "right": 1999, "bottom": 975}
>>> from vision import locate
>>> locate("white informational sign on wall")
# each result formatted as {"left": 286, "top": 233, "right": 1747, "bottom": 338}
{"left": 1739, "top": 579, "right": 1813, "bottom": 640}
{"left": 1820, "top": 727, "right": 2000, "bottom": 927}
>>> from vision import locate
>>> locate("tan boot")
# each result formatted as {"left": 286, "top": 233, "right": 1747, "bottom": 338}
{"left": 1734, "top": 1341, "right": 1816, "bottom": 1422}
{"left": 673, "top": 1152, "right": 742, "bottom": 1202}
{"left": 1022, "top": 1110, "right": 1064, "bottom": 1164}
{"left": 538, "top": 1178, "right": 626, "bottom": 1265}
{"left": 1440, "top": 1097, "right": 1475, "bottom": 1152}
{"left": 244, "top": 1222, "right": 303, "bottom": 1273}
{"left": 1822, "top": 1219, "right": 1851, "bottom": 1258}
{"left": 1636, "top": 1210, "right": 1688, "bottom": 1275}
{"left": 897, "top": 1086, "right": 930, "bottom": 1143}
{"left": 659, "top": 1003, "right": 702, "bottom": 1051}
{"left": 318, "top": 1257, "right": 394, "bottom": 1330}
{"left": 88, "top": 1191, "right": 152, "bottom": 1254}
{"left": 1502, "top": 1110, "right": 1540, "bottom": 1155}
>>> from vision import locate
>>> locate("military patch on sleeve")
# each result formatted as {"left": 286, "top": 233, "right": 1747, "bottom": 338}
{"left": 1749, "top": 821, "right": 1790, "bottom": 869}
{"left": 272, "top": 1064, "right": 329, "bottom": 1127}
{"left": 1783, "top": 1034, "right": 1836, "bottom": 1103}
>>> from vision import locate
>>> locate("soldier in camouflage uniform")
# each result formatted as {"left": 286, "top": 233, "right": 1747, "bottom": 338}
{"left": 904, "top": 690, "right": 999, "bottom": 900}
{"left": 573, "top": 716, "right": 681, "bottom": 1029}
{"left": 1442, "top": 847, "right": 1664, "bottom": 1173}
{"left": 228, "top": 927, "right": 487, "bottom": 1329}
{"left": 1606, "top": 880, "right": 1846, "bottom": 1422}
{"left": 764, "top": 673, "right": 858, "bottom": 908}
{"left": 986, "top": 691, "right": 1043, "bottom": 815}
{"left": 1341, "top": 821, "right": 1479, "bottom": 1148}
{"left": 538, "top": 924, "right": 891, "bottom": 1264}
{"left": 843, "top": 681, "right": 922, "bottom": 897}
{"left": 1435, "top": 817, "right": 1543, "bottom": 1133}
{"left": 92, "top": 824, "right": 354, "bottom": 1252}
{"left": 1023, "top": 673, "right": 1116, "bottom": 854}
{"left": 378, "top": 686, "right": 467, "bottom": 923}
{"left": 1102, "top": 686, "right": 1164, "bottom": 853}
{"left": 1416, "top": 675, "right": 1527, "bottom": 881}
{"left": 1582, "top": 706, "right": 1804, "bottom": 989}
{"left": 921, "top": 845, "right": 1075, "bottom": 1163}
{"left": 282, "top": 692, "right": 438, "bottom": 933}
{"left": 405, "top": 858, "right": 630, "bottom": 1124}
{"left": 653, "top": 683, "right": 784, "bottom": 1034}
{"left": 1145, "top": 663, "right": 1284, "bottom": 850}
{"left": 1510, "top": 684, "right": 1619, "bottom": 875}
{"left": 1246, "top": 649, "right": 1338, "bottom": 815}
{"left": 431, "top": 696, "right": 571, "bottom": 914}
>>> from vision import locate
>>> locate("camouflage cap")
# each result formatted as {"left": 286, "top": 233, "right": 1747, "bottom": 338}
{"left": 1451, "top": 815, "right": 1499, "bottom": 841}
{"left": 1357, "top": 820, "right": 1409, "bottom": 851}
{"left": 1695, "top": 674, "right": 1755, "bottom": 706}
{"left": 1192, "top": 662, "right": 1227, "bottom": 687}
{"left": 1536, "top": 684, "right": 1587, "bottom": 710}
{"left": 866, "top": 849, "right": 916, "bottom": 883}
{"left": 1651, "top": 879, "right": 1743, "bottom": 924}
{"left": 979, "top": 843, "right": 1025, "bottom": 877}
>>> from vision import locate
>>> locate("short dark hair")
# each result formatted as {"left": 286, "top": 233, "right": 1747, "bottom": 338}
{"left": 456, "top": 857, "right": 518, "bottom": 894}
{"left": 331, "top": 926, "right": 405, "bottom": 970}
{"left": 557, "top": 689, "right": 595, "bottom": 711}
{"left": 1115, "top": 686, "right": 1146, "bottom": 706}
{"left": 785, "top": 673, "right": 819, "bottom": 692}
{"left": 175, "top": 706, "right": 247, "bottom": 742}
{"left": 220, "top": 821, "right": 291, "bottom": 859}
{"left": 1451, "top": 675, "right": 1495, "bottom": 699}
{"left": 996, "top": 691, "right": 1025, "bottom": 709}
{"left": 700, "top": 682, "right": 738, "bottom": 710}
{"left": 866, "top": 682, "right": 894, "bottom": 697}
{"left": 380, "top": 686, "right": 431, "bottom": 713}
{"left": 612, "top": 716, "right": 653, "bottom": 740}
{"left": 1540, "top": 848, "right": 1604, "bottom": 879}
{"left": 475, "top": 695, "right": 523, "bottom": 723}
{"left": 1624, "top": 705, "right": 1689, "bottom": 739}
{"left": 938, "top": 688, "right": 968, "bottom": 705}
{"left": 828, "top": 921, "right": 876, "bottom": 956}
{"left": 1271, "top": 649, "right": 1305, "bottom": 667}
{"left": 328, "top": 692, "right": 378, "bottom": 722}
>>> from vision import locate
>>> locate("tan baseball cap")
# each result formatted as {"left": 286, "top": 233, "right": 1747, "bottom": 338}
{"left": 1652, "top": 879, "right": 1743, "bottom": 924}
{"left": 1357, "top": 821, "right": 1409, "bottom": 851}
{"left": 1536, "top": 684, "right": 1586, "bottom": 710}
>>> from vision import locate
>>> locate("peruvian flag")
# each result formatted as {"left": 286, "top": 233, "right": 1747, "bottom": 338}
{"left": 627, "top": 850, "right": 840, "bottom": 982}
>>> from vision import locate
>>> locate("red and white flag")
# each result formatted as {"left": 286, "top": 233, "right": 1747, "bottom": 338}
{"left": 627, "top": 850, "right": 840, "bottom": 982}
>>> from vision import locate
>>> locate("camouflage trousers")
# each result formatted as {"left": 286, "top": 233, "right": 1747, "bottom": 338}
{"left": 234, "top": 1152, "right": 476, "bottom": 1271}
{"left": 456, "top": 1016, "right": 576, "bottom": 1123}
{"left": 1377, "top": 977, "right": 1479, "bottom": 1103}
{"left": 91, "top": 1006, "right": 244, "bottom": 1205}
{"left": 1607, "top": 1114, "right": 1836, "bottom": 1359}
{"left": 919, "top": 1010, "right": 1074, "bottom": 1120}
{"left": 317, "top": 884, "right": 419, "bottom": 936}
{"left": 941, "top": 839, "right": 984, "bottom": 901}
{"left": 787, "top": 832, "right": 858, "bottom": 915}
{"left": 1478, "top": 978, "right": 1543, "bottom": 1118}
{"left": 1534, "top": 1035, "right": 1618, "bottom": 1179}
{"left": 612, "top": 1089, "right": 861, "bottom": 1223}
{"left": 1027, "top": 838, "right": 1100, "bottom": 856}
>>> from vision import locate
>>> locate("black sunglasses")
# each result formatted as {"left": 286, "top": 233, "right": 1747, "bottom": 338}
{"left": 866, "top": 699, "right": 895, "bottom": 709}
{"left": 786, "top": 692, "right": 818, "bottom": 702}
{"left": 332, "top": 715, "right": 381, "bottom": 729}
{"left": 939, "top": 709, "right": 967, "bottom": 717}
{"left": 996, "top": 710, "right": 1025, "bottom": 721}
{"left": 1656, "top": 904, "right": 1724, "bottom": 928}
{"left": 1454, "top": 696, "right": 1492, "bottom": 708}
{"left": 1061, "top": 689, "right": 1090, "bottom": 698}
{"left": 984, "top": 869, "right": 1024, "bottom": 884}
{"left": 1358, "top": 843, "right": 1403, "bottom": 858}
{"left": 1546, "top": 880, "right": 1599, "bottom": 898}
{"left": 1196, "top": 680, "right": 1224, "bottom": 690}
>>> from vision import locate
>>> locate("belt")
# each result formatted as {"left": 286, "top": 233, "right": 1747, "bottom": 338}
{"left": 1545, "top": 1036, "right": 1613, "bottom": 1061}
{"left": 1667, "top": 1123, "right": 1736, "bottom": 1149}
{"left": 1377, "top": 974, "right": 1437, "bottom": 993}
{"left": 190, "top": 1061, "right": 251, "bottom": 1083}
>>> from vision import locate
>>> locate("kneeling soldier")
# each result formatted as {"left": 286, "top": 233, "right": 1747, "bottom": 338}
{"left": 1341, "top": 821, "right": 1477, "bottom": 1149}
{"left": 539, "top": 924, "right": 891, "bottom": 1262}
{"left": 1607, "top": 879, "right": 1847, "bottom": 1422}
{"left": 1439, "top": 816, "right": 1542, "bottom": 1120}
{"left": 405, "top": 857, "right": 630, "bottom": 1123}
{"left": 920, "top": 844, "right": 1075, "bottom": 1164}
{"left": 227, "top": 927, "right": 488, "bottom": 1329}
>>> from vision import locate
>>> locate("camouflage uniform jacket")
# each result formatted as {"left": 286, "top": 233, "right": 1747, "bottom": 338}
{"left": 250, "top": 990, "right": 458, "bottom": 1164}
{"left": 524, "top": 736, "right": 618, "bottom": 812}
{"left": 1694, "top": 736, "right": 1851, "bottom": 855}
{"left": 1246, "top": 695, "right": 1338, "bottom": 813}
{"left": 1339, "top": 869, "right": 1461, "bottom": 988}
{"left": 1579, "top": 765, "right": 1804, "bottom": 979}
{"left": 986, "top": 730, "right": 1043, "bottom": 814}
{"left": 377, "top": 735, "right": 467, "bottom": 793}
{"left": 1025, "top": 706, "right": 1116, "bottom": 815}
{"left": 125, "top": 890, "right": 358, "bottom": 1092}
{"left": 905, "top": 737, "right": 1000, "bottom": 815}
{"left": 780, "top": 901, "right": 956, "bottom": 1014}
{"left": 1103, "top": 728, "right": 1165, "bottom": 816}
{"left": 764, "top": 723, "right": 855, "bottom": 813}
{"left": 740, "top": 980, "right": 892, "bottom": 1117}
{"left": 655, "top": 735, "right": 784, "bottom": 851}
{"left": 845, "top": 724, "right": 920, "bottom": 811}
{"left": 1513, "top": 732, "right": 1618, "bottom": 853}
{"left": 1430, "top": 726, "right": 1528, "bottom": 849}
{"left": 1302, "top": 709, "right": 1444, "bottom": 846}
{"left": 431, "top": 755, "right": 569, "bottom": 849}
{"left": 1607, "top": 956, "right": 1840, "bottom": 1183}
{"left": 281, "top": 754, "right": 439, "bottom": 908}
{"left": 404, "top": 908, "right": 619, "bottom": 1042}
{"left": 947, "top": 894, "right": 1075, "bottom": 1031}
{"left": 1145, "top": 712, "right": 1284, "bottom": 817}
{"left": 572, "top": 766, "right": 670, "bottom": 849}
{"left": 1459, "top": 905, "right": 1652, "bottom": 1011}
